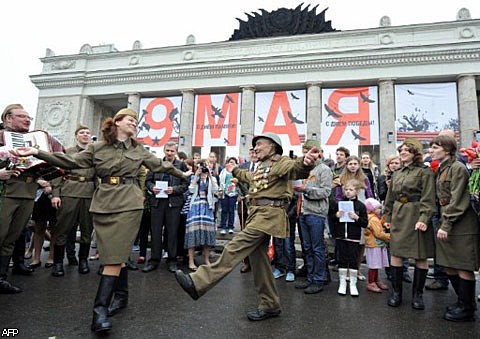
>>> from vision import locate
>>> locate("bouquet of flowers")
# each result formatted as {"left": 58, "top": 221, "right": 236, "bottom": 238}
{"left": 459, "top": 140, "right": 480, "bottom": 215}
{"left": 0, "top": 146, "right": 32, "bottom": 169}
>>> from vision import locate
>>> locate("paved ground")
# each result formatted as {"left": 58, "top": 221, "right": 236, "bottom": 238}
{"left": 1, "top": 250, "right": 479, "bottom": 339}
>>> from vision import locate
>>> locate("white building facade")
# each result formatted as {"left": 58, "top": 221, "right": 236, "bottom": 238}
{"left": 31, "top": 8, "right": 480, "bottom": 163}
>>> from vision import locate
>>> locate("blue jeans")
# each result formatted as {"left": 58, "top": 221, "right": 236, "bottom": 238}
{"left": 273, "top": 219, "right": 296, "bottom": 273}
{"left": 220, "top": 196, "right": 237, "bottom": 230}
{"left": 299, "top": 214, "right": 327, "bottom": 283}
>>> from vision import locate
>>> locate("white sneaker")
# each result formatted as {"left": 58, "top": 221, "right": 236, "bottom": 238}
{"left": 220, "top": 229, "right": 227, "bottom": 235}
{"left": 228, "top": 229, "right": 234, "bottom": 234}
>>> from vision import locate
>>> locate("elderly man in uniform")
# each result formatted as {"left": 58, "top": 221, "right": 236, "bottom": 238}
{"left": 175, "top": 132, "right": 320, "bottom": 321}
{"left": 50, "top": 125, "right": 96, "bottom": 277}
{"left": 0, "top": 104, "right": 63, "bottom": 293}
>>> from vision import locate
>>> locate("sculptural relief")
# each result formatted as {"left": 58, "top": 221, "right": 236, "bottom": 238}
{"left": 132, "top": 40, "right": 142, "bottom": 50}
{"left": 380, "top": 16, "right": 391, "bottom": 27}
{"left": 79, "top": 44, "right": 93, "bottom": 54}
{"left": 186, "top": 34, "right": 196, "bottom": 45}
{"left": 129, "top": 56, "right": 140, "bottom": 65}
{"left": 457, "top": 8, "right": 471, "bottom": 21}
{"left": 51, "top": 60, "right": 76, "bottom": 70}
{"left": 230, "top": 4, "right": 336, "bottom": 40}
{"left": 41, "top": 101, "right": 74, "bottom": 144}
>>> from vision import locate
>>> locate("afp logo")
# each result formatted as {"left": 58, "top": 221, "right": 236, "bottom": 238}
{"left": 1, "top": 329, "right": 19, "bottom": 337}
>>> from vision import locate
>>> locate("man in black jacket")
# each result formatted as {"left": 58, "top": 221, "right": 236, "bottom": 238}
{"left": 143, "top": 142, "right": 188, "bottom": 273}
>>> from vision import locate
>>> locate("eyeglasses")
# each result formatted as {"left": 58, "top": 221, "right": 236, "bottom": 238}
{"left": 10, "top": 114, "right": 33, "bottom": 121}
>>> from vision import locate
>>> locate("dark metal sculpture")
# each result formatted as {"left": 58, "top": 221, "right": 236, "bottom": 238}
{"left": 229, "top": 3, "right": 336, "bottom": 41}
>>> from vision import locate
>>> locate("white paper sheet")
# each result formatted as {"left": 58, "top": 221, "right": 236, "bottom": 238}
{"left": 155, "top": 181, "right": 169, "bottom": 198}
{"left": 338, "top": 201, "right": 355, "bottom": 222}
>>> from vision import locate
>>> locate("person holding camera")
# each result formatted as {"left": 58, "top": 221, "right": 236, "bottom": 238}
{"left": 184, "top": 160, "right": 218, "bottom": 271}
{"left": 218, "top": 157, "right": 240, "bottom": 235}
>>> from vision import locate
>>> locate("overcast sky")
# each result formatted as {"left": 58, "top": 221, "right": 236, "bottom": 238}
{"left": 1, "top": 0, "right": 479, "bottom": 118}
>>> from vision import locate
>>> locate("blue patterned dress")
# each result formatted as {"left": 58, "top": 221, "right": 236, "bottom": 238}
{"left": 184, "top": 180, "right": 216, "bottom": 249}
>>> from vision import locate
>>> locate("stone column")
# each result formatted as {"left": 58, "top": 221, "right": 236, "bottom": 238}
{"left": 126, "top": 92, "right": 141, "bottom": 113}
{"left": 378, "top": 79, "right": 397, "bottom": 170}
{"left": 457, "top": 75, "right": 479, "bottom": 148}
{"left": 306, "top": 82, "right": 322, "bottom": 142}
{"left": 78, "top": 96, "right": 95, "bottom": 126}
{"left": 179, "top": 89, "right": 195, "bottom": 154}
{"left": 239, "top": 85, "right": 255, "bottom": 158}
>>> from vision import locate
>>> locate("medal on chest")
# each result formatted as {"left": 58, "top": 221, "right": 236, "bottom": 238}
{"left": 252, "top": 162, "right": 272, "bottom": 192}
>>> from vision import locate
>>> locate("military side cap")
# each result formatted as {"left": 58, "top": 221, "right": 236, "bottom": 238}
{"left": 75, "top": 124, "right": 89, "bottom": 135}
{"left": 403, "top": 137, "right": 423, "bottom": 152}
{"left": 303, "top": 139, "right": 320, "bottom": 150}
{"left": 252, "top": 132, "right": 283, "bottom": 155}
{"left": 114, "top": 108, "right": 138, "bottom": 121}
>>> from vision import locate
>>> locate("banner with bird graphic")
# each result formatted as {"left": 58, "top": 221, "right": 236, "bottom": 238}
{"left": 137, "top": 96, "right": 182, "bottom": 147}
{"left": 193, "top": 93, "right": 241, "bottom": 147}
{"left": 254, "top": 90, "right": 306, "bottom": 149}
{"left": 394, "top": 83, "right": 458, "bottom": 143}
{"left": 321, "top": 87, "right": 379, "bottom": 146}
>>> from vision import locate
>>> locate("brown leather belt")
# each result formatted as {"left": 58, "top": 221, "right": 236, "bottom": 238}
{"left": 439, "top": 197, "right": 450, "bottom": 206}
{"left": 396, "top": 195, "right": 420, "bottom": 204}
{"left": 65, "top": 175, "right": 92, "bottom": 183}
{"left": 250, "top": 198, "right": 289, "bottom": 208}
{"left": 13, "top": 175, "right": 35, "bottom": 183}
{"left": 101, "top": 176, "right": 137, "bottom": 185}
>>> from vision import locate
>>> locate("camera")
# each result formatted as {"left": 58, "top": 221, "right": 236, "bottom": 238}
{"left": 6, "top": 158, "right": 16, "bottom": 170}
{"left": 198, "top": 162, "right": 209, "bottom": 173}
{"left": 91, "top": 135, "right": 98, "bottom": 142}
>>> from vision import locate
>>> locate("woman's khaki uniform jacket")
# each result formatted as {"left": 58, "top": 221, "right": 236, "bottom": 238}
{"left": 36, "top": 139, "right": 185, "bottom": 213}
{"left": 232, "top": 155, "right": 313, "bottom": 238}
{"left": 435, "top": 158, "right": 479, "bottom": 271}
{"left": 384, "top": 162, "right": 436, "bottom": 259}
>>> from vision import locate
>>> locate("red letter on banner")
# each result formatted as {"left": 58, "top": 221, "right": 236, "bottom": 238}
{"left": 326, "top": 88, "right": 371, "bottom": 145}
{"left": 194, "top": 94, "right": 239, "bottom": 146}
{"left": 140, "top": 98, "right": 174, "bottom": 146}
{"left": 262, "top": 91, "right": 300, "bottom": 145}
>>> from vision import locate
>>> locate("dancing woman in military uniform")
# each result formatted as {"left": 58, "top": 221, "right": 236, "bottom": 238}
{"left": 175, "top": 132, "right": 320, "bottom": 321}
{"left": 13, "top": 108, "right": 191, "bottom": 333}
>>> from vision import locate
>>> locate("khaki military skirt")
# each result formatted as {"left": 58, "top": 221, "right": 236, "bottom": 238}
{"left": 436, "top": 234, "right": 480, "bottom": 271}
{"left": 92, "top": 210, "right": 143, "bottom": 265}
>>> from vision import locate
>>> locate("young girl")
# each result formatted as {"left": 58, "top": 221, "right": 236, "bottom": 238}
{"left": 364, "top": 198, "right": 390, "bottom": 293}
{"left": 333, "top": 179, "right": 368, "bottom": 296}
{"left": 335, "top": 155, "right": 374, "bottom": 282}
{"left": 184, "top": 160, "right": 218, "bottom": 271}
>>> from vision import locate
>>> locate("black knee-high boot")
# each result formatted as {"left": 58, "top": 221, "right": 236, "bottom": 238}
{"left": 444, "top": 278, "right": 476, "bottom": 322}
{"left": 387, "top": 266, "right": 403, "bottom": 307}
{"left": 12, "top": 236, "right": 33, "bottom": 276}
{"left": 108, "top": 267, "right": 128, "bottom": 316}
{"left": 78, "top": 243, "right": 90, "bottom": 274}
{"left": 412, "top": 267, "right": 427, "bottom": 310}
{"left": 446, "top": 274, "right": 460, "bottom": 311}
{"left": 91, "top": 275, "right": 116, "bottom": 332}
{"left": 52, "top": 244, "right": 65, "bottom": 277}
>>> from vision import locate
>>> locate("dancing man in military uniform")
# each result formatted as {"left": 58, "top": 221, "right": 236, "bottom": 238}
{"left": 176, "top": 132, "right": 320, "bottom": 321}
